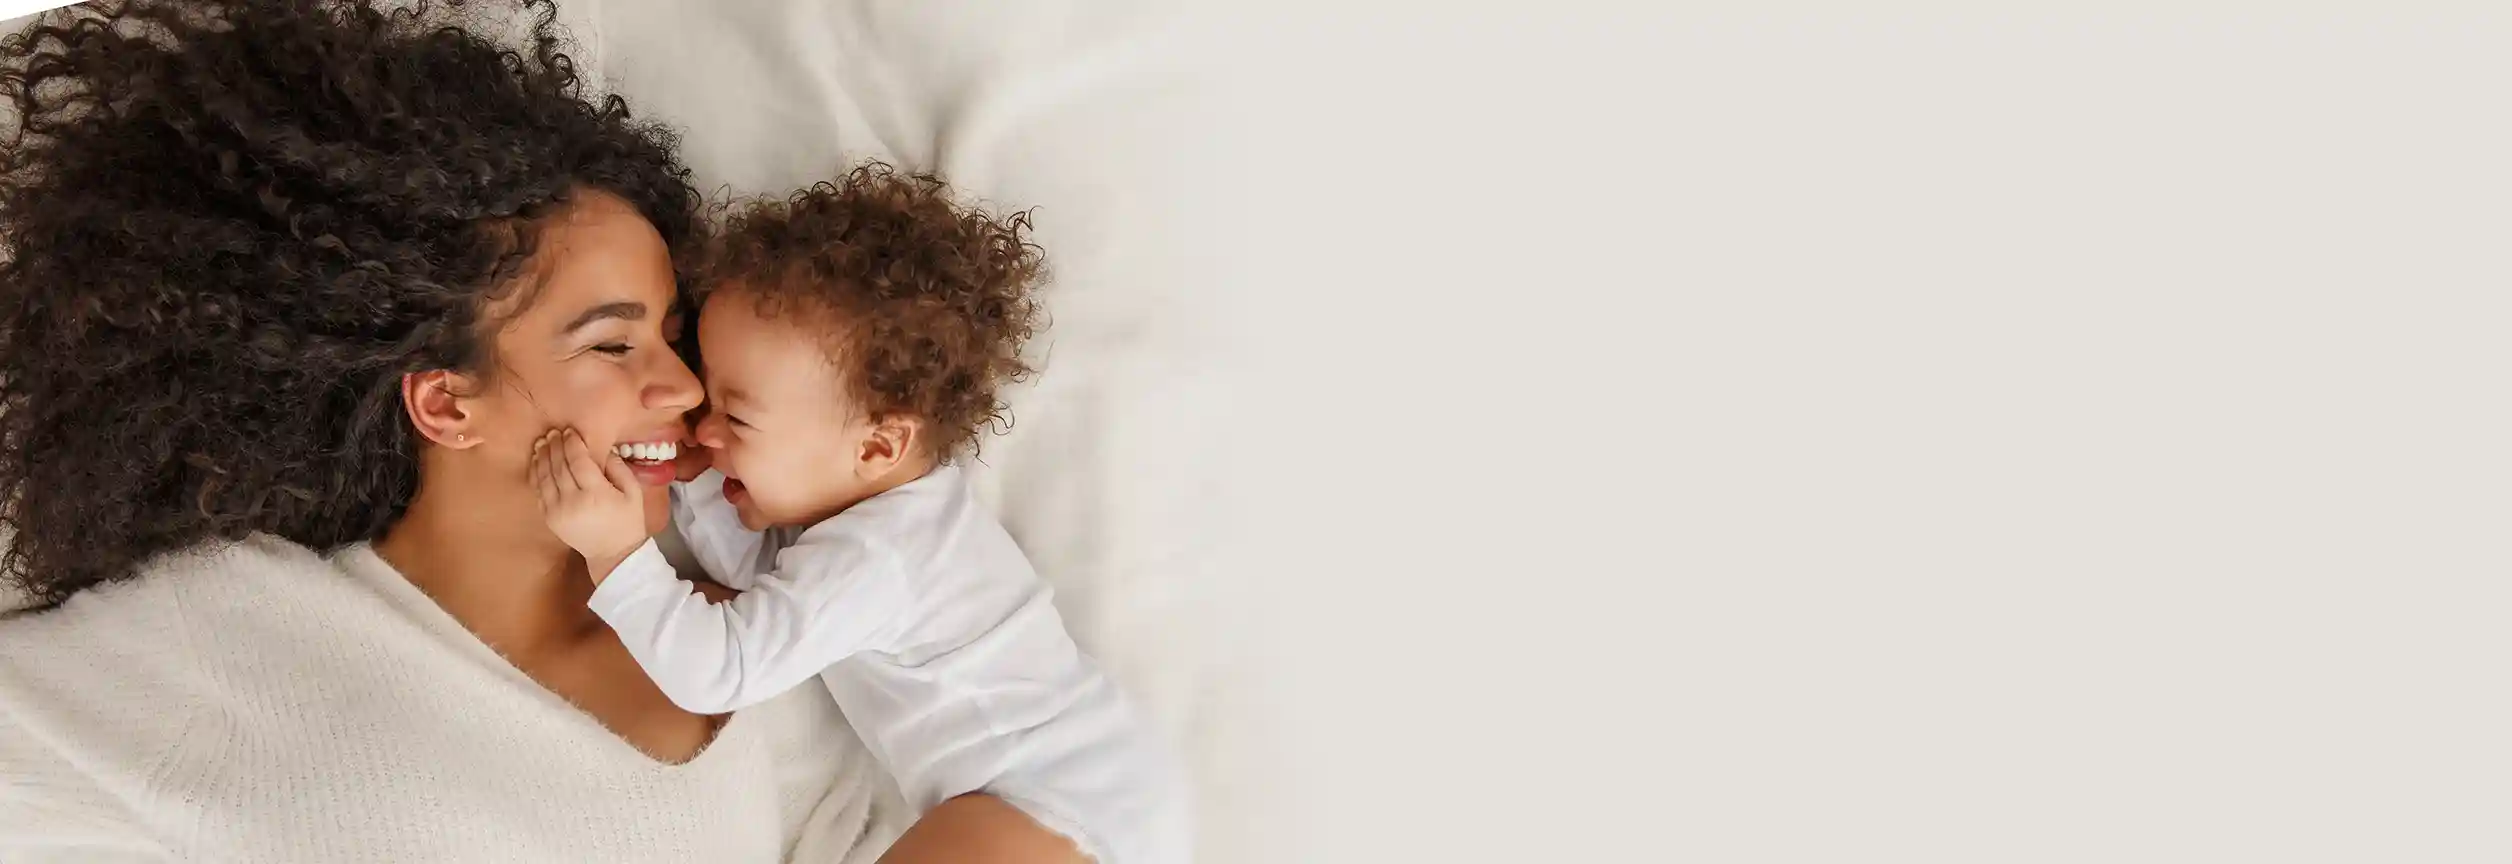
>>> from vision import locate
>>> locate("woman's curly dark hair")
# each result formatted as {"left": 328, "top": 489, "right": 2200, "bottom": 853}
{"left": 698, "top": 162, "right": 1045, "bottom": 465}
{"left": 0, "top": 0, "right": 699, "bottom": 608}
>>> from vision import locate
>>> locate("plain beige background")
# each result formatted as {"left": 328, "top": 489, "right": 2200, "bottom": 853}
{"left": 1213, "top": 2, "right": 2509, "bottom": 861}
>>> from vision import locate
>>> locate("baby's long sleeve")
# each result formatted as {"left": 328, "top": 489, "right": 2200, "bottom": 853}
{"left": 623, "top": 465, "right": 1193, "bottom": 861}
{"left": 587, "top": 511, "right": 917, "bottom": 715}
{"left": 666, "top": 471, "right": 768, "bottom": 590}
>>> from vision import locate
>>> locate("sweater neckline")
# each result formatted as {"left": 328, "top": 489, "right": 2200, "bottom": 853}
{"left": 330, "top": 541, "right": 751, "bottom": 771}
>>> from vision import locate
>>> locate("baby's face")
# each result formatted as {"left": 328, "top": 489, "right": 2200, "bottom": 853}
{"left": 689, "top": 289, "right": 875, "bottom": 530}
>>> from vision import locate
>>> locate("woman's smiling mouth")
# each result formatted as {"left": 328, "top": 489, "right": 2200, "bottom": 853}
{"left": 610, "top": 440, "right": 679, "bottom": 464}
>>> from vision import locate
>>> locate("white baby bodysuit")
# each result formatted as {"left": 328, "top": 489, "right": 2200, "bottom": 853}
{"left": 588, "top": 466, "right": 1190, "bottom": 864}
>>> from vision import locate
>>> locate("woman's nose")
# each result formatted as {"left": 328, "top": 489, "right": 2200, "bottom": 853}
{"left": 646, "top": 351, "right": 703, "bottom": 413}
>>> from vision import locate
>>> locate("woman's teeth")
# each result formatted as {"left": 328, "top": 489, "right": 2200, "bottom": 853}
{"left": 612, "top": 441, "right": 678, "bottom": 462}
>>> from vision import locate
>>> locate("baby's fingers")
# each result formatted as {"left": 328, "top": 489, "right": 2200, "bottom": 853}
{"left": 598, "top": 449, "right": 639, "bottom": 495}
{"left": 562, "top": 430, "right": 613, "bottom": 493}
{"left": 547, "top": 430, "right": 581, "bottom": 492}
{"left": 531, "top": 430, "right": 564, "bottom": 492}
{"left": 531, "top": 432, "right": 560, "bottom": 509}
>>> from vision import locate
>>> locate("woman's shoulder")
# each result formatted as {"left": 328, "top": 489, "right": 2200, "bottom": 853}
{"left": 0, "top": 534, "right": 352, "bottom": 845}
{"left": 0, "top": 532, "right": 340, "bottom": 621}
{"left": 0, "top": 533, "right": 380, "bottom": 691}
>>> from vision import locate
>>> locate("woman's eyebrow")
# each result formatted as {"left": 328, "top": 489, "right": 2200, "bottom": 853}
{"left": 560, "top": 301, "right": 646, "bottom": 334}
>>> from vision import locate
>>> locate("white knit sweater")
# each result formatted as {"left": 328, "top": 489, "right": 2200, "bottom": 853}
{"left": 0, "top": 533, "right": 907, "bottom": 862}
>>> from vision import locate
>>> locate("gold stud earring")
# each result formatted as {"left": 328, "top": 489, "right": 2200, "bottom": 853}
{"left": 456, "top": 433, "right": 467, "bottom": 442}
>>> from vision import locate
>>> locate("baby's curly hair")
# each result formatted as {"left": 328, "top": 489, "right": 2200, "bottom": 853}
{"left": 0, "top": 0, "right": 698, "bottom": 608}
{"left": 698, "top": 163, "right": 1045, "bottom": 463}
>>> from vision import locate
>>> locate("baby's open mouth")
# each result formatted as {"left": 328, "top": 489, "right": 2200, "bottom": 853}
{"left": 612, "top": 441, "right": 680, "bottom": 465}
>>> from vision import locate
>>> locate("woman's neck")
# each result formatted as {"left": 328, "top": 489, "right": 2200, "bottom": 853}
{"left": 374, "top": 467, "right": 604, "bottom": 656}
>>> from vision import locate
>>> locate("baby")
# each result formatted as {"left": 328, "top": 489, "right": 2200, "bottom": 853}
{"left": 530, "top": 164, "right": 1188, "bottom": 863}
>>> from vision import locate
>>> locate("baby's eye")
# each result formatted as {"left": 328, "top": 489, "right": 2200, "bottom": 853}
{"left": 726, "top": 414, "right": 751, "bottom": 430}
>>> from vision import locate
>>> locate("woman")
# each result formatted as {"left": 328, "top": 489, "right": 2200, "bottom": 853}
{"left": 0, "top": 1, "right": 1081, "bottom": 860}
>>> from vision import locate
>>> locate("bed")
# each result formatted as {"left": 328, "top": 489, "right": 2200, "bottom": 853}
{"left": 566, "top": 1, "right": 1266, "bottom": 860}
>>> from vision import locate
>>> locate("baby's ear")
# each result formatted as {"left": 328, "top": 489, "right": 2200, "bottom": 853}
{"left": 857, "top": 413, "right": 927, "bottom": 477}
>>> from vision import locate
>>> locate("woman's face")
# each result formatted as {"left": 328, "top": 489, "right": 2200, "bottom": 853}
{"left": 464, "top": 189, "right": 701, "bottom": 534}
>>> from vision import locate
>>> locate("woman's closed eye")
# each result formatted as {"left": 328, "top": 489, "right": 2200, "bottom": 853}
{"left": 590, "top": 342, "right": 633, "bottom": 356}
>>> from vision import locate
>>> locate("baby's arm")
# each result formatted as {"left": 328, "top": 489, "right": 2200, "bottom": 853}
{"left": 533, "top": 430, "right": 913, "bottom": 714}
{"left": 668, "top": 470, "right": 767, "bottom": 590}
{"left": 585, "top": 526, "right": 914, "bottom": 715}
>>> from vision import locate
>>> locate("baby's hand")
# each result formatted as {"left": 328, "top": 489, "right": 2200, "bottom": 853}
{"left": 532, "top": 428, "right": 647, "bottom": 582}
{"left": 674, "top": 404, "right": 714, "bottom": 481}
{"left": 673, "top": 435, "right": 713, "bottom": 481}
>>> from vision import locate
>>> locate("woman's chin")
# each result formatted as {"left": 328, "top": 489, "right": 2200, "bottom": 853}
{"left": 642, "top": 491, "right": 671, "bottom": 536}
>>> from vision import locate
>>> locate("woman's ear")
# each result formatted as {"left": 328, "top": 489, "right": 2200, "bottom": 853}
{"left": 856, "top": 414, "right": 926, "bottom": 478}
{"left": 402, "top": 370, "right": 486, "bottom": 450}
